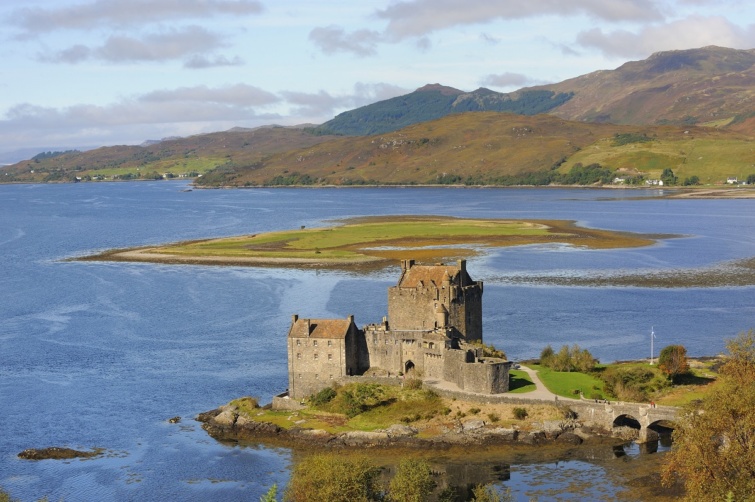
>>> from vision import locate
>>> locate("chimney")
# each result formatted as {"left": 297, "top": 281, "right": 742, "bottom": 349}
{"left": 292, "top": 314, "right": 298, "bottom": 323}
{"left": 347, "top": 314, "right": 354, "bottom": 324}
{"left": 306, "top": 319, "right": 311, "bottom": 336}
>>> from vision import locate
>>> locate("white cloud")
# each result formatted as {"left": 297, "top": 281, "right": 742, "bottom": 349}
{"left": 9, "top": 0, "right": 263, "bottom": 35}
{"left": 281, "top": 82, "right": 409, "bottom": 116}
{"left": 0, "top": 83, "right": 282, "bottom": 151}
{"left": 140, "top": 85, "right": 280, "bottom": 106}
{"left": 480, "top": 72, "right": 537, "bottom": 88}
{"left": 375, "top": 0, "right": 663, "bottom": 40}
{"left": 38, "top": 26, "right": 232, "bottom": 64}
{"left": 0, "top": 81, "right": 411, "bottom": 151}
{"left": 184, "top": 54, "right": 244, "bottom": 69}
{"left": 577, "top": 15, "right": 755, "bottom": 58}
{"left": 308, "top": 25, "right": 383, "bottom": 57}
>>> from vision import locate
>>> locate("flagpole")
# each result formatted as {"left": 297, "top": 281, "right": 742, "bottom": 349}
{"left": 650, "top": 327, "right": 655, "bottom": 365}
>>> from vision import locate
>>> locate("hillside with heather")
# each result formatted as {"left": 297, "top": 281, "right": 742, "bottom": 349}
{"left": 195, "top": 112, "right": 753, "bottom": 187}
{"left": 537, "top": 46, "right": 755, "bottom": 131}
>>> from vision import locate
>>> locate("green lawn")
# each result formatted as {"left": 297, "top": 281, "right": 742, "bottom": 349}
{"left": 508, "top": 369, "right": 536, "bottom": 393}
{"left": 528, "top": 364, "right": 609, "bottom": 400}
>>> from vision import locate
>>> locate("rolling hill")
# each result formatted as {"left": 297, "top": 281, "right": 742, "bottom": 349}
{"left": 1, "top": 126, "right": 338, "bottom": 183}
{"left": 191, "top": 112, "right": 753, "bottom": 187}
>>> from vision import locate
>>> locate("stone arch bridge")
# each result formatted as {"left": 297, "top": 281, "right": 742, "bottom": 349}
{"left": 562, "top": 400, "right": 679, "bottom": 443}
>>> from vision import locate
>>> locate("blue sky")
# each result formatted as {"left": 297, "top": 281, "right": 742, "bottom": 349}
{"left": 1, "top": 0, "right": 753, "bottom": 158}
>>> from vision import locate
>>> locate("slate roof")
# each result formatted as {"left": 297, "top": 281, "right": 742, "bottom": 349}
{"left": 288, "top": 318, "right": 352, "bottom": 339}
{"left": 398, "top": 264, "right": 460, "bottom": 288}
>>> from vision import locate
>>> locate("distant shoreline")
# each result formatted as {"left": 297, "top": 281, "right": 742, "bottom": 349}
{"left": 3, "top": 179, "right": 754, "bottom": 198}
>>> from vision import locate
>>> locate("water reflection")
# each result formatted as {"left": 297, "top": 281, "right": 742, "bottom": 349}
{"left": 613, "top": 432, "right": 673, "bottom": 458}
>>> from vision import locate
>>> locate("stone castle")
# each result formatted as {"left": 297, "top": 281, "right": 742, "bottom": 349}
{"left": 286, "top": 259, "right": 511, "bottom": 399}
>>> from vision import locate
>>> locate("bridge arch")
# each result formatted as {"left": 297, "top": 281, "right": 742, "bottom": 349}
{"left": 612, "top": 414, "right": 641, "bottom": 440}
{"left": 647, "top": 419, "right": 676, "bottom": 447}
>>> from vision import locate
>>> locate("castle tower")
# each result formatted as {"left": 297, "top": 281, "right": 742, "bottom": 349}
{"left": 387, "top": 259, "right": 483, "bottom": 342}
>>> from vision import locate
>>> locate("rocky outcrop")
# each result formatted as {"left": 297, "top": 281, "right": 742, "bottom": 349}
{"left": 18, "top": 447, "right": 103, "bottom": 460}
{"left": 196, "top": 406, "right": 608, "bottom": 449}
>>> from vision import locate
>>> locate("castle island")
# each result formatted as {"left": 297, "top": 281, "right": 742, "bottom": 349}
{"left": 286, "top": 259, "right": 511, "bottom": 400}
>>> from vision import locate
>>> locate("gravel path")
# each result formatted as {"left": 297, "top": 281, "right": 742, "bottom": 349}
{"left": 517, "top": 365, "right": 562, "bottom": 401}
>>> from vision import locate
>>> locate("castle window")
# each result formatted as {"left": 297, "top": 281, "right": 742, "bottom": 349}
{"left": 313, "top": 340, "right": 318, "bottom": 347}
{"left": 314, "top": 353, "right": 318, "bottom": 360}
{"left": 329, "top": 374, "right": 333, "bottom": 380}
{"left": 315, "top": 374, "right": 319, "bottom": 379}
{"left": 327, "top": 340, "right": 332, "bottom": 347}
{"left": 296, "top": 353, "right": 301, "bottom": 359}
{"left": 328, "top": 353, "right": 333, "bottom": 361}
{"left": 296, "top": 340, "right": 301, "bottom": 346}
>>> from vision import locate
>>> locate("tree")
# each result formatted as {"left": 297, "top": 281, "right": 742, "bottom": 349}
{"left": 552, "top": 345, "right": 573, "bottom": 371}
{"left": 682, "top": 175, "right": 700, "bottom": 186}
{"left": 661, "top": 168, "right": 678, "bottom": 186}
{"left": 574, "top": 347, "right": 597, "bottom": 372}
{"left": 657, "top": 345, "right": 690, "bottom": 382}
{"left": 662, "top": 330, "right": 755, "bottom": 500}
{"left": 540, "top": 345, "right": 554, "bottom": 367}
{"left": 284, "top": 454, "right": 381, "bottom": 502}
{"left": 746, "top": 173, "right": 755, "bottom": 185}
{"left": 388, "top": 459, "right": 435, "bottom": 502}
{"left": 540, "top": 344, "right": 595, "bottom": 372}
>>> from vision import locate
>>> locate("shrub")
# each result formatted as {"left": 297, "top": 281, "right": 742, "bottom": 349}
{"left": 600, "top": 366, "right": 670, "bottom": 402}
{"left": 487, "top": 412, "right": 500, "bottom": 423}
{"left": 230, "top": 396, "right": 260, "bottom": 414}
{"left": 442, "top": 407, "right": 452, "bottom": 416}
{"left": 560, "top": 407, "right": 578, "bottom": 420}
{"left": 404, "top": 378, "right": 423, "bottom": 390}
{"left": 389, "top": 459, "right": 435, "bottom": 502}
{"left": 284, "top": 454, "right": 381, "bottom": 502}
{"left": 469, "top": 407, "right": 481, "bottom": 415}
{"left": 310, "top": 387, "right": 337, "bottom": 407}
{"left": 513, "top": 407, "right": 528, "bottom": 420}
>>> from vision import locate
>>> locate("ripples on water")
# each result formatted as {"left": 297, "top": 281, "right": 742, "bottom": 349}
{"left": 1, "top": 182, "right": 752, "bottom": 501}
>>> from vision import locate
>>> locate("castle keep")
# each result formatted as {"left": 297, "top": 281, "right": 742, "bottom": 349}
{"left": 286, "top": 260, "right": 511, "bottom": 399}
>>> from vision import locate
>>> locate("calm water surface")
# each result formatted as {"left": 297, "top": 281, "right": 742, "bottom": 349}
{"left": 1, "top": 182, "right": 753, "bottom": 501}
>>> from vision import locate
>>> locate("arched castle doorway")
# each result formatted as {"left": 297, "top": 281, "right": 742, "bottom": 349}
{"left": 404, "top": 360, "right": 415, "bottom": 375}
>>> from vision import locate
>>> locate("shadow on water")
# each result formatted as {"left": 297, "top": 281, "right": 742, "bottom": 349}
{"left": 613, "top": 431, "right": 673, "bottom": 458}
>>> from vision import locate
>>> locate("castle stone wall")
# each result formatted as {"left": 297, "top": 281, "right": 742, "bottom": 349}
{"left": 387, "top": 286, "right": 440, "bottom": 332}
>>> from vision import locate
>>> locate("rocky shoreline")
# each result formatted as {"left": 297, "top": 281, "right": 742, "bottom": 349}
{"left": 196, "top": 405, "right": 618, "bottom": 450}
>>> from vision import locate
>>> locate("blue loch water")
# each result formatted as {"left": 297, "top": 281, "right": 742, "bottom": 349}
{"left": 0, "top": 181, "right": 753, "bottom": 501}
